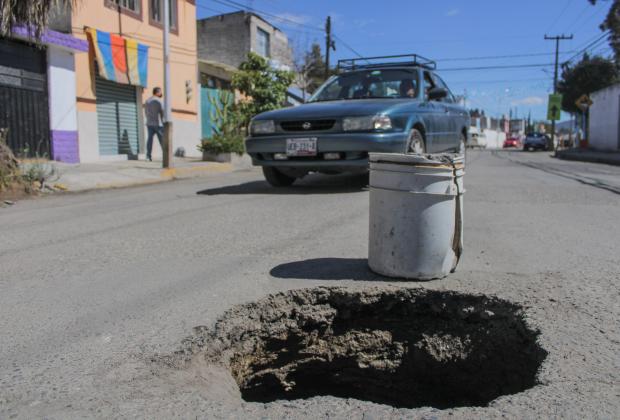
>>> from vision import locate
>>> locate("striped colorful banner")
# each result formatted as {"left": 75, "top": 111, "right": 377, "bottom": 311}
{"left": 85, "top": 28, "right": 148, "bottom": 87}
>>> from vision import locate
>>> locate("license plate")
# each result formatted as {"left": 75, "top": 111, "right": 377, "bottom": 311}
{"left": 286, "top": 138, "right": 317, "bottom": 157}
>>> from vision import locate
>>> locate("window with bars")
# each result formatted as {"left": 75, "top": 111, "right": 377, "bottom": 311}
{"left": 256, "top": 28, "right": 270, "bottom": 58}
{"left": 109, "top": 0, "right": 140, "bottom": 13}
{"left": 150, "top": 0, "right": 178, "bottom": 30}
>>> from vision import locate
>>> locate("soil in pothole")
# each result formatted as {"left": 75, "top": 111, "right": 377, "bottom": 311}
{"left": 181, "top": 287, "right": 547, "bottom": 409}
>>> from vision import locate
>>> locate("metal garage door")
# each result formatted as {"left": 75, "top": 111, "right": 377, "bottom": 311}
{"left": 0, "top": 38, "right": 50, "bottom": 157}
{"left": 95, "top": 76, "right": 139, "bottom": 157}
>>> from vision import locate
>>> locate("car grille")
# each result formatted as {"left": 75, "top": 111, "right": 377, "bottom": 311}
{"left": 280, "top": 120, "right": 336, "bottom": 132}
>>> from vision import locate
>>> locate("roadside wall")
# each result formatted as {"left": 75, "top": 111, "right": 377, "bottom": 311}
{"left": 483, "top": 130, "right": 506, "bottom": 149}
{"left": 590, "top": 84, "right": 620, "bottom": 151}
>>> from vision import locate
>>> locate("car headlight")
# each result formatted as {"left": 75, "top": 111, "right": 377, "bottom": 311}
{"left": 343, "top": 115, "right": 392, "bottom": 131}
{"left": 250, "top": 120, "right": 276, "bottom": 135}
{"left": 373, "top": 115, "right": 392, "bottom": 130}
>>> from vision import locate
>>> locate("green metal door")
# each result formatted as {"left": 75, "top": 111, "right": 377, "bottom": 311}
{"left": 201, "top": 87, "right": 233, "bottom": 139}
{"left": 201, "top": 87, "right": 217, "bottom": 139}
{"left": 96, "top": 76, "right": 139, "bottom": 157}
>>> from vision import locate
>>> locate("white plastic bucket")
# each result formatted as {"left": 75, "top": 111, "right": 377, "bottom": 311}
{"left": 368, "top": 153, "right": 464, "bottom": 280}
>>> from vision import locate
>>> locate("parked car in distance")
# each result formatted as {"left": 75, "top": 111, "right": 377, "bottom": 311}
{"left": 245, "top": 54, "right": 470, "bottom": 187}
{"left": 503, "top": 136, "right": 521, "bottom": 148}
{"left": 523, "top": 133, "right": 550, "bottom": 151}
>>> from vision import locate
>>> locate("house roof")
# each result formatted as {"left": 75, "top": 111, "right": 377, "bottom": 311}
{"left": 198, "top": 59, "right": 238, "bottom": 82}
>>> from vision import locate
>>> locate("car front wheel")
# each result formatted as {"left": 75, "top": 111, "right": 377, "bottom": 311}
{"left": 262, "top": 167, "right": 296, "bottom": 187}
{"left": 407, "top": 128, "right": 426, "bottom": 154}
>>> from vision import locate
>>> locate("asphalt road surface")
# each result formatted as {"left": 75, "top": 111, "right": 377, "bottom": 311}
{"left": 1, "top": 150, "right": 619, "bottom": 418}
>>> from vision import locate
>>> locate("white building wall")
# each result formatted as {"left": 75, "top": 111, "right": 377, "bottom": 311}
{"left": 47, "top": 49, "right": 77, "bottom": 131}
{"left": 589, "top": 84, "right": 620, "bottom": 151}
{"left": 47, "top": 48, "right": 80, "bottom": 162}
{"left": 483, "top": 130, "right": 506, "bottom": 149}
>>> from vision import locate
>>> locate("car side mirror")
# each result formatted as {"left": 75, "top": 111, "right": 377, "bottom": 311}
{"left": 428, "top": 87, "right": 448, "bottom": 101}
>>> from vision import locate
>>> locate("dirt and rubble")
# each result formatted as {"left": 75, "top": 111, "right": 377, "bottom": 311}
{"left": 174, "top": 287, "right": 546, "bottom": 410}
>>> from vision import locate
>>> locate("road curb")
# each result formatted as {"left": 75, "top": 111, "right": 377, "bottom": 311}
{"left": 51, "top": 162, "right": 242, "bottom": 194}
{"left": 556, "top": 150, "right": 620, "bottom": 166}
{"left": 161, "top": 163, "right": 235, "bottom": 179}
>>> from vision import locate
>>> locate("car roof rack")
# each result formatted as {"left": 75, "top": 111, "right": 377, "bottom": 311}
{"left": 337, "top": 54, "right": 437, "bottom": 71}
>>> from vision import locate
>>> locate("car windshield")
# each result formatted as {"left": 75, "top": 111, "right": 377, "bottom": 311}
{"left": 309, "top": 69, "right": 420, "bottom": 102}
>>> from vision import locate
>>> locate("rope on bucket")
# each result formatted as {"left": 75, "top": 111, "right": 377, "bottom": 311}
{"left": 449, "top": 156, "right": 464, "bottom": 272}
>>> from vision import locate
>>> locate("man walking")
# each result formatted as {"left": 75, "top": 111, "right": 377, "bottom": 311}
{"left": 144, "top": 87, "right": 164, "bottom": 161}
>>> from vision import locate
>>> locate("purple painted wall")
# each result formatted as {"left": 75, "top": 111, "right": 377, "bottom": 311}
{"left": 51, "top": 130, "right": 79, "bottom": 163}
{"left": 12, "top": 26, "right": 89, "bottom": 52}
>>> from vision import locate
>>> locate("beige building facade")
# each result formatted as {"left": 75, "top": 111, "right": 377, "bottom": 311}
{"left": 58, "top": 0, "right": 200, "bottom": 161}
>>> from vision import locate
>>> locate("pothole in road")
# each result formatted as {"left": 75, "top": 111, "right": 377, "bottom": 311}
{"left": 185, "top": 287, "right": 547, "bottom": 409}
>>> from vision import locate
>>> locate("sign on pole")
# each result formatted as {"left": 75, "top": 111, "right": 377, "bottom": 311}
{"left": 575, "top": 94, "right": 593, "bottom": 112}
{"left": 547, "top": 93, "right": 562, "bottom": 121}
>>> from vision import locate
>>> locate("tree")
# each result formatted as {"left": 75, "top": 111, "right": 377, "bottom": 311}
{"left": 557, "top": 53, "right": 618, "bottom": 113}
{"left": 232, "top": 52, "right": 295, "bottom": 126}
{"left": 588, "top": 0, "right": 620, "bottom": 60}
{"left": 0, "top": 0, "right": 73, "bottom": 38}
{"left": 304, "top": 43, "right": 329, "bottom": 94}
{"left": 293, "top": 42, "right": 325, "bottom": 100}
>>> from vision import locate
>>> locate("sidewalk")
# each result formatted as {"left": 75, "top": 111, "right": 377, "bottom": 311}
{"left": 46, "top": 157, "right": 246, "bottom": 192}
{"left": 556, "top": 148, "right": 620, "bottom": 166}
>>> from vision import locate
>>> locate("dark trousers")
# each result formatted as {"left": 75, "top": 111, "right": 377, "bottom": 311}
{"left": 146, "top": 125, "right": 163, "bottom": 159}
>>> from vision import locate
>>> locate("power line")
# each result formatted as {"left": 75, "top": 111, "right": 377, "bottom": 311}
{"left": 206, "top": 0, "right": 324, "bottom": 32}
{"left": 448, "top": 77, "right": 552, "bottom": 85}
{"left": 564, "top": 30, "right": 610, "bottom": 64}
{"left": 546, "top": 0, "right": 575, "bottom": 34}
{"left": 570, "top": 30, "right": 607, "bottom": 53}
{"left": 561, "top": 2, "right": 596, "bottom": 34}
{"left": 440, "top": 63, "right": 556, "bottom": 72}
{"left": 332, "top": 34, "right": 364, "bottom": 59}
{"left": 435, "top": 51, "right": 578, "bottom": 62}
{"left": 568, "top": 0, "right": 608, "bottom": 35}
{"left": 591, "top": 44, "right": 614, "bottom": 56}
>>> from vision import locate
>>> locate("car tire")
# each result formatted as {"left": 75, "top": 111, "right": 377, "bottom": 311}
{"left": 262, "top": 167, "right": 296, "bottom": 187}
{"left": 406, "top": 128, "right": 426, "bottom": 154}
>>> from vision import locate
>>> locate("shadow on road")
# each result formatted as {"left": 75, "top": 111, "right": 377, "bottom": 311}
{"left": 197, "top": 174, "right": 368, "bottom": 196}
{"left": 270, "top": 257, "right": 421, "bottom": 282}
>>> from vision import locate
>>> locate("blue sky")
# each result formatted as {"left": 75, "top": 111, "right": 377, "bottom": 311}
{"left": 196, "top": 0, "right": 614, "bottom": 121}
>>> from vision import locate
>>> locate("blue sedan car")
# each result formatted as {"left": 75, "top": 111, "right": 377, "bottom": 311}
{"left": 245, "top": 54, "right": 470, "bottom": 186}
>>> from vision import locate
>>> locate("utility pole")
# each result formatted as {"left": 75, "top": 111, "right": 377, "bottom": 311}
{"left": 325, "top": 16, "right": 336, "bottom": 80}
{"left": 162, "top": 0, "right": 173, "bottom": 168}
{"left": 545, "top": 34, "right": 573, "bottom": 152}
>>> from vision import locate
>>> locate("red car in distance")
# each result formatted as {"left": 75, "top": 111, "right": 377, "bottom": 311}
{"left": 503, "top": 136, "right": 521, "bottom": 148}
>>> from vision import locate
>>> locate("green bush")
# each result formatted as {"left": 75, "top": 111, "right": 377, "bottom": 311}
{"left": 199, "top": 90, "right": 246, "bottom": 156}
{"left": 199, "top": 133, "right": 244, "bottom": 155}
